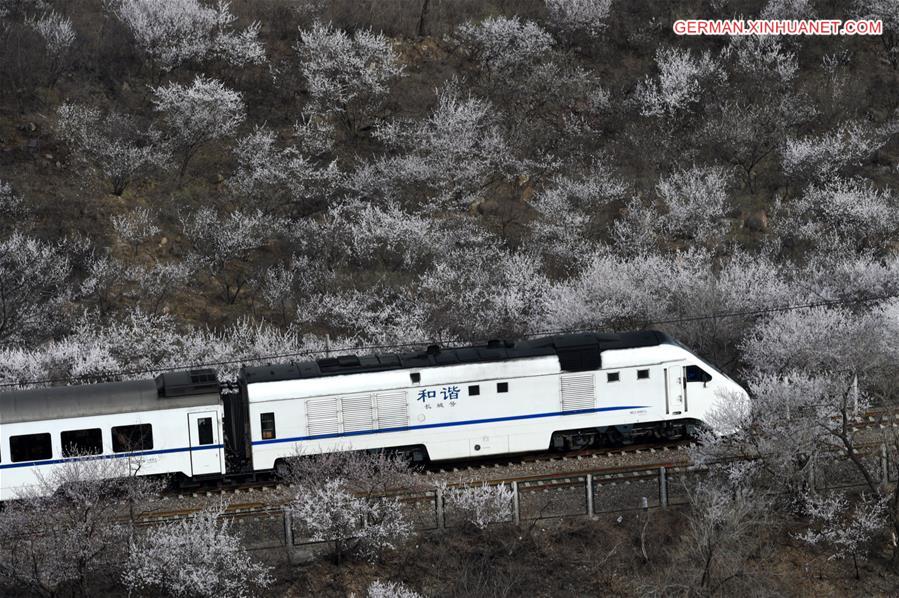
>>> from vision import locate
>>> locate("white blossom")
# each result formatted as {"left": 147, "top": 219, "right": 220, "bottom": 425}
{"left": 0, "top": 179, "right": 25, "bottom": 220}
{"left": 760, "top": 0, "right": 816, "bottom": 19}
{"left": 56, "top": 102, "right": 169, "bottom": 195}
{"left": 637, "top": 47, "right": 723, "bottom": 118}
{"left": 773, "top": 178, "right": 899, "bottom": 250}
{"left": 0, "top": 455, "right": 160, "bottom": 596}
{"left": 0, "top": 233, "right": 72, "bottom": 344}
{"left": 179, "top": 207, "right": 272, "bottom": 303}
{"left": 545, "top": 0, "right": 613, "bottom": 38}
{"left": 123, "top": 503, "right": 273, "bottom": 598}
{"left": 367, "top": 580, "right": 423, "bottom": 598}
{"left": 655, "top": 165, "right": 731, "bottom": 243}
{"left": 152, "top": 75, "right": 245, "bottom": 176}
{"left": 366, "top": 83, "right": 517, "bottom": 210}
{"left": 290, "top": 478, "right": 413, "bottom": 563}
{"left": 440, "top": 482, "right": 514, "bottom": 529}
{"left": 112, "top": 207, "right": 161, "bottom": 253}
{"left": 230, "top": 125, "right": 338, "bottom": 211}
{"left": 781, "top": 122, "right": 892, "bottom": 184}
{"left": 112, "top": 0, "right": 265, "bottom": 71}
{"left": 296, "top": 22, "right": 403, "bottom": 124}
{"left": 28, "top": 9, "right": 75, "bottom": 63}
{"left": 797, "top": 492, "right": 886, "bottom": 572}
{"left": 455, "top": 16, "right": 554, "bottom": 78}
{"left": 724, "top": 35, "right": 798, "bottom": 85}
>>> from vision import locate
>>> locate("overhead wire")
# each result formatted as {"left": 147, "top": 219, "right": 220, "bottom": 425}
{"left": 1, "top": 290, "right": 897, "bottom": 389}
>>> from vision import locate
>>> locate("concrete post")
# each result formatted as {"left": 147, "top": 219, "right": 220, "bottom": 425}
{"left": 585, "top": 474, "right": 594, "bottom": 517}
{"left": 283, "top": 508, "right": 294, "bottom": 565}
{"left": 436, "top": 486, "right": 445, "bottom": 529}
{"left": 512, "top": 481, "right": 520, "bottom": 524}
{"left": 659, "top": 466, "right": 668, "bottom": 508}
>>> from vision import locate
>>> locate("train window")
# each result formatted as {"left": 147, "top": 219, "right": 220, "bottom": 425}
{"left": 261, "top": 413, "right": 276, "bottom": 440}
{"left": 468, "top": 384, "right": 480, "bottom": 396}
{"left": 637, "top": 369, "right": 650, "bottom": 380}
{"left": 410, "top": 373, "right": 421, "bottom": 383}
{"left": 61, "top": 428, "right": 103, "bottom": 457}
{"left": 607, "top": 372, "right": 620, "bottom": 382}
{"left": 10, "top": 433, "right": 53, "bottom": 463}
{"left": 197, "top": 418, "right": 214, "bottom": 445}
{"left": 112, "top": 424, "right": 153, "bottom": 453}
{"left": 497, "top": 382, "right": 508, "bottom": 393}
{"left": 685, "top": 365, "right": 712, "bottom": 383}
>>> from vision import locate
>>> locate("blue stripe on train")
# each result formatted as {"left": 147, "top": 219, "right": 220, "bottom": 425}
{"left": 0, "top": 443, "right": 224, "bottom": 470}
{"left": 251, "top": 405, "right": 648, "bottom": 446}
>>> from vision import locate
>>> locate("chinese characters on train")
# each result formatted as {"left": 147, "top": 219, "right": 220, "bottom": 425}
{"left": 417, "top": 386, "right": 461, "bottom": 408}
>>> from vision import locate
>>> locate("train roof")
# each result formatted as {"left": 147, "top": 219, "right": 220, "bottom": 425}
{"left": 0, "top": 369, "right": 220, "bottom": 425}
{"left": 242, "top": 331, "right": 672, "bottom": 385}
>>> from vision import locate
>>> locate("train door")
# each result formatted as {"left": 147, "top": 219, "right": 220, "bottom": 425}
{"left": 665, "top": 366, "right": 686, "bottom": 415}
{"left": 188, "top": 411, "right": 221, "bottom": 476}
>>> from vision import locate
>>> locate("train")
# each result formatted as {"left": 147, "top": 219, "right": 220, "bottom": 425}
{"left": 0, "top": 331, "right": 750, "bottom": 500}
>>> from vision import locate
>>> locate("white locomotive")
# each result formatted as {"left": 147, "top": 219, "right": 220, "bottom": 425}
{"left": 0, "top": 331, "right": 749, "bottom": 500}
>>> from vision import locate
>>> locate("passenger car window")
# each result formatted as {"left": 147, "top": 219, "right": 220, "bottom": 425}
{"left": 637, "top": 369, "right": 649, "bottom": 380}
{"left": 10, "top": 433, "right": 53, "bottom": 463}
{"left": 61, "top": 428, "right": 103, "bottom": 457}
{"left": 497, "top": 382, "right": 508, "bottom": 393}
{"left": 607, "top": 372, "right": 620, "bottom": 382}
{"left": 468, "top": 385, "right": 480, "bottom": 396}
{"left": 685, "top": 365, "right": 712, "bottom": 383}
{"left": 197, "top": 417, "right": 214, "bottom": 445}
{"left": 261, "top": 412, "right": 276, "bottom": 439}
{"left": 112, "top": 424, "right": 153, "bottom": 453}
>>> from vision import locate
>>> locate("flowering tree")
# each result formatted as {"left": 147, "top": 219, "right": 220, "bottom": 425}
{"left": 123, "top": 503, "right": 273, "bottom": 598}
{"left": 367, "top": 580, "right": 423, "bottom": 598}
{"left": 298, "top": 285, "right": 432, "bottom": 345}
{"left": 0, "top": 232, "right": 72, "bottom": 344}
{"left": 366, "top": 84, "right": 517, "bottom": 211}
{"left": 455, "top": 16, "right": 554, "bottom": 83}
{"left": 781, "top": 122, "right": 892, "bottom": 185}
{"left": 636, "top": 47, "right": 724, "bottom": 118}
{"left": 440, "top": 482, "right": 515, "bottom": 530}
{"left": 673, "top": 469, "right": 770, "bottom": 594}
{"left": 111, "top": 0, "right": 265, "bottom": 71}
{"left": 856, "top": 0, "right": 899, "bottom": 68}
{"left": 295, "top": 22, "right": 403, "bottom": 133}
{"left": 179, "top": 207, "right": 272, "bottom": 303}
{"left": 55, "top": 103, "right": 169, "bottom": 195}
{"left": 772, "top": 178, "right": 899, "bottom": 252}
{"left": 0, "top": 179, "right": 25, "bottom": 226}
{"left": 112, "top": 207, "right": 161, "bottom": 255}
{"left": 152, "top": 75, "right": 245, "bottom": 177}
{"left": 797, "top": 492, "right": 886, "bottom": 579}
{"left": 230, "top": 125, "right": 338, "bottom": 214}
{"left": 419, "top": 248, "right": 550, "bottom": 339}
{"left": 28, "top": 9, "right": 75, "bottom": 83}
{"left": 528, "top": 161, "right": 627, "bottom": 268}
{"left": 0, "top": 455, "right": 162, "bottom": 597}
{"left": 545, "top": 0, "right": 613, "bottom": 39}
{"left": 760, "top": 0, "right": 817, "bottom": 19}
{"left": 290, "top": 478, "right": 413, "bottom": 565}
{"left": 655, "top": 165, "right": 731, "bottom": 244}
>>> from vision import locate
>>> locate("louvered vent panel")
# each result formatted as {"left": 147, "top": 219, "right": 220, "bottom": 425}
{"left": 306, "top": 398, "right": 339, "bottom": 436}
{"left": 341, "top": 394, "right": 374, "bottom": 433}
{"left": 560, "top": 374, "right": 595, "bottom": 411}
{"left": 376, "top": 391, "right": 408, "bottom": 429}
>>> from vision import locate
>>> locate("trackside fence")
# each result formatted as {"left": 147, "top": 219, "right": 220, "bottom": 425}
{"left": 227, "top": 446, "right": 895, "bottom": 558}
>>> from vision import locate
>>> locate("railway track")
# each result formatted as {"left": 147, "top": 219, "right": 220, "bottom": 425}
{"left": 136, "top": 406, "right": 899, "bottom": 524}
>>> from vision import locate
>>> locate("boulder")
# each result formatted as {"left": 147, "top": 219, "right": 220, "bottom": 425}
{"left": 742, "top": 209, "right": 768, "bottom": 232}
